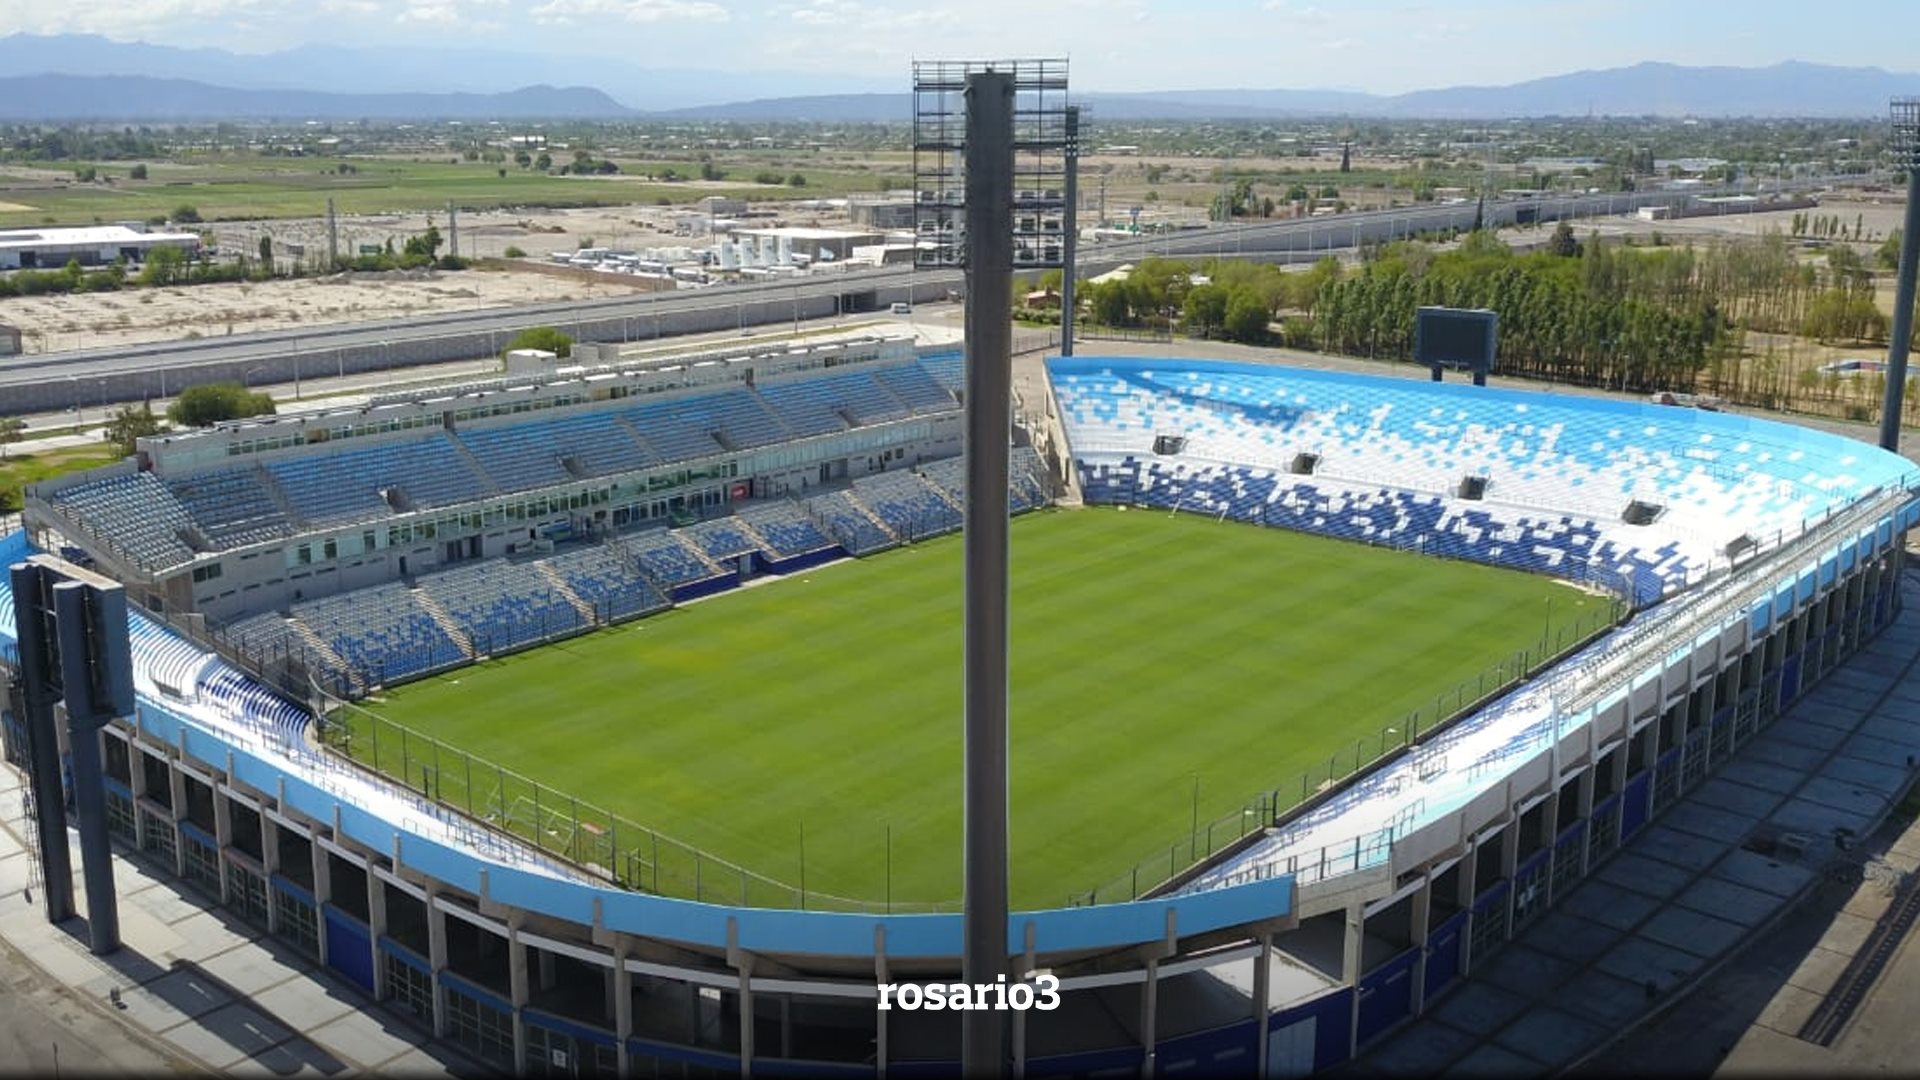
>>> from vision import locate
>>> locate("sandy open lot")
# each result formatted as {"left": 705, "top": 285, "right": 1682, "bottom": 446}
{"left": 0, "top": 264, "right": 649, "bottom": 354}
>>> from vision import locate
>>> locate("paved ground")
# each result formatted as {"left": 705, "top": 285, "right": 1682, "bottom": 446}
{"left": 0, "top": 767, "right": 477, "bottom": 1077}
{"left": 1340, "top": 575, "right": 1920, "bottom": 1078}
{"left": 1578, "top": 794, "right": 1920, "bottom": 1077}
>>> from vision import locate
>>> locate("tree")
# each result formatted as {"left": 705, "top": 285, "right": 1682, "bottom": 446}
{"left": 1285, "top": 183, "right": 1310, "bottom": 202}
{"left": 1181, "top": 283, "right": 1228, "bottom": 336}
{"left": 171, "top": 204, "right": 201, "bottom": 224}
{"left": 167, "top": 384, "right": 277, "bottom": 427}
{"left": 1545, "top": 220, "right": 1580, "bottom": 258}
{"left": 401, "top": 226, "right": 443, "bottom": 262}
{"left": 534, "top": 152, "right": 552, "bottom": 171}
{"left": 1222, "top": 287, "right": 1270, "bottom": 343}
{"left": 503, "top": 326, "right": 573, "bottom": 359}
{"left": 258, "top": 235, "right": 273, "bottom": 274}
{"left": 1880, "top": 229, "right": 1904, "bottom": 271}
{"left": 105, "top": 402, "right": 165, "bottom": 456}
{"left": 514, "top": 150, "right": 531, "bottom": 168}
{"left": 136, "top": 245, "right": 186, "bottom": 286}
{"left": 787, "top": 172, "right": 807, "bottom": 187}
{"left": 0, "top": 417, "right": 24, "bottom": 460}
{"left": 129, "top": 163, "right": 148, "bottom": 180}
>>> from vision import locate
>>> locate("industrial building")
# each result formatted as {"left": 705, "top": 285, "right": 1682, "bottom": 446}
{"left": 731, "top": 226, "right": 885, "bottom": 263}
{"left": 0, "top": 224, "right": 202, "bottom": 270}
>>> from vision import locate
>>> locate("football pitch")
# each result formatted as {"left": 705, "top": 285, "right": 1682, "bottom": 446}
{"left": 350, "top": 507, "right": 1609, "bottom": 910}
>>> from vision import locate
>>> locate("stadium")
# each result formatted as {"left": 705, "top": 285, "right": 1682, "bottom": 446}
{"left": 4, "top": 331, "right": 1918, "bottom": 1076}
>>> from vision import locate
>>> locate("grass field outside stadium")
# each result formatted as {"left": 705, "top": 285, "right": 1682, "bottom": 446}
{"left": 339, "top": 507, "right": 1614, "bottom": 910}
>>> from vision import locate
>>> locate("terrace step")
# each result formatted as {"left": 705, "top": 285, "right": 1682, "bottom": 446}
{"left": 410, "top": 588, "right": 476, "bottom": 659}
{"left": 841, "top": 490, "right": 900, "bottom": 543}
{"left": 535, "top": 561, "right": 596, "bottom": 623}
{"left": 286, "top": 615, "right": 365, "bottom": 696}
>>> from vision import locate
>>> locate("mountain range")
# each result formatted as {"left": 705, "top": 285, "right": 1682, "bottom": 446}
{"left": 0, "top": 35, "right": 1911, "bottom": 121}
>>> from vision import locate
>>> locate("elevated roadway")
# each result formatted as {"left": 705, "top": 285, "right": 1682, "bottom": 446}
{"left": 0, "top": 183, "right": 1796, "bottom": 414}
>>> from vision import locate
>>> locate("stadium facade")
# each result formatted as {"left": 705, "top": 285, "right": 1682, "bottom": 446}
{"left": 3, "top": 346, "right": 1917, "bottom": 1076}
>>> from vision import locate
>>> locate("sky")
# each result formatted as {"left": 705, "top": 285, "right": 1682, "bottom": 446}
{"left": 0, "top": 0, "right": 1915, "bottom": 94}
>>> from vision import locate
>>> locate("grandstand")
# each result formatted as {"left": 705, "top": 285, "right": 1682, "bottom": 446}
{"left": 6, "top": 347, "right": 1918, "bottom": 1078}
{"left": 20, "top": 336, "right": 1046, "bottom": 697}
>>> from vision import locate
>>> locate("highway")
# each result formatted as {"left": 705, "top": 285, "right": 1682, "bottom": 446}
{"left": 0, "top": 182, "right": 1803, "bottom": 414}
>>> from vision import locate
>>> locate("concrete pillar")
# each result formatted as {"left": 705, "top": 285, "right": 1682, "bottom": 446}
{"left": 613, "top": 938, "right": 633, "bottom": 1078}
{"left": 1343, "top": 899, "right": 1365, "bottom": 1059}
{"left": 367, "top": 871, "right": 389, "bottom": 1000}
{"left": 311, "top": 838, "right": 331, "bottom": 963}
{"left": 260, "top": 814, "right": 280, "bottom": 934}
{"left": 167, "top": 765, "right": 189, "bottom": 878}
{"left": 1575, "top": 766, "right": 1597, "bottom": 878}
{"left": 1140, "top": 957, "right": 1160, "bottom": 1079}
{"left": 508, "top": 916, "right": 529, "bottom": 1078}
{"left": 1407, "top": 879, "right": 1433, "bottom": 1016}
{"left": 737, "top": 954, "right": 755, "bottom": 1079}
{"left": 1252, "top": 931, "right": 1274, "bottom": 1075}
{"left": 1455, "top": 847, "right": 1480, "bottom": 978}
{"left": 212, "top": 788, "right": 233, "bottom": 905}
{"left": 427, "top": 892, "right": 450, "bottom": 1038}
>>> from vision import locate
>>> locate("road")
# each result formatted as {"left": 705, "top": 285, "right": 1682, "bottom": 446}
{"left": 0, "top": 929, "right": 192, "bottom": 1077}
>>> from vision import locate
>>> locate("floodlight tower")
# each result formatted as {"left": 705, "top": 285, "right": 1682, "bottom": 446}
{"left": 913, "top": 57, "right": 1070, "bottom": 1074}
{"left": 1882, "top": 98, "right": 1920, "bottom": 452}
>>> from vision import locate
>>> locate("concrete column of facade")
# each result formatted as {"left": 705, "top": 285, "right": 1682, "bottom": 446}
{"left": 736, "top": 952, "right": 755, "bottom": 1079}
{"left": 1407, "top": 878, "right": 1434, "bottom": 1016}
{"left": 212, "top": 785, "right": 233, "bottom": 905}
{"left": 612, "top": 936, "right": 633, "bottom": 1078}
{"left": 1251, "top": 930, "right": 1274, "bottom": 1076}
{"left": 367, "top": 869, "right": 390, "bottom": 1000}
{"left": 507, "top": 913, "right": 529, "bottom": 1079}
{"left": 311, "top": 836, "right": 332, "bottom": 964}
{"left": 1538, "top": 788, "right": 1561, "bottom": 910}
{"left": 1575, "top": 765, "right": 1598, "bottom": 878}
{"left": 1497, "top": 820, "right": 1520, "bottom": 939}
{"left": 1140, "top": 957, "right": 1160, "bottom": 1079}
{"left": 1455, "top": 846, "right": 1480, "bottom": 978}
{"left": 1697, "top": 675, "right": 1720, "bottom": 774}
{"left": 1343, "top": 899, "right": 1367, "bottom": 1059}
{"left": 427, "top": 890, "right": 450, "bottom": 1038}
{"left": 166, "top": 763, "right": 189, "bottom": 878}
{"left": 260, "top": 813, "right": 281, "bottom": 934}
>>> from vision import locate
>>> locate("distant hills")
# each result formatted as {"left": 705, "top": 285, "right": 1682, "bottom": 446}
{"left": 0, "top": 74, "right": 632, "bottom": 122}
{"left": 0, "top": 34, "right": 1912, "bottom": 121}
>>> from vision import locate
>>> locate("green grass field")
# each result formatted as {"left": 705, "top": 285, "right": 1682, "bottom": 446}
{"left": 0, "top": 154, "right": 908, "bottom": 227}
{"left": 352, "top": 508, "right": 1607, "bottom": 909}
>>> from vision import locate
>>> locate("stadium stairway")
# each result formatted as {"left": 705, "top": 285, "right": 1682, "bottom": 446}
{"left": 251, "top": 461, "right": 304, "bottom": 528}
{"left": 841, "top": 489, "right": 901, "bottom": 544}
{"left": 921, "top": 472, "right": 964, "bottom": 516}
{"left": 615, "top": 414, "right": 665, "bottom": 462}
{"left": 534, "top": 561, "right": 597, "bottom": 624}
{"left": 285, "top": 615, "right": 364, "bottom": 696}
{"left": 448, "top": 437, "right": 503, "bottom": 496}
{"left": 410, "top": 588, "right": 476, "bottom": 659}
{"left": 730, "top": 515, "right": 780, "bottom": 557}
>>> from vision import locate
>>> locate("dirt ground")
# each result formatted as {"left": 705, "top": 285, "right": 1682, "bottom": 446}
{"left": 209, "top": 199, "right": 893, "bottom": 268}
{"left": 0, "top": 264, "right": 650, "bottom": 354}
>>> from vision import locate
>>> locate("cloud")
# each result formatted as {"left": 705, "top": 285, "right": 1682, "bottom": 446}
{"left": 1263, "top": 0, "right": 1331, "bottom": 25}
{"left": 0, "top": 0, "right": 282, "bottom": 36}
{"left": 530, "top": 0, "right": 730, "bottom": 24}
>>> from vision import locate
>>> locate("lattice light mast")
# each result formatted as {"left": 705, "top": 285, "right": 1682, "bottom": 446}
{"left": 1883, "top": 98, "right": 1920, "bottom": 452}
{"left": 912, "top": 58, "right": 1071, "bottom": 1074}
